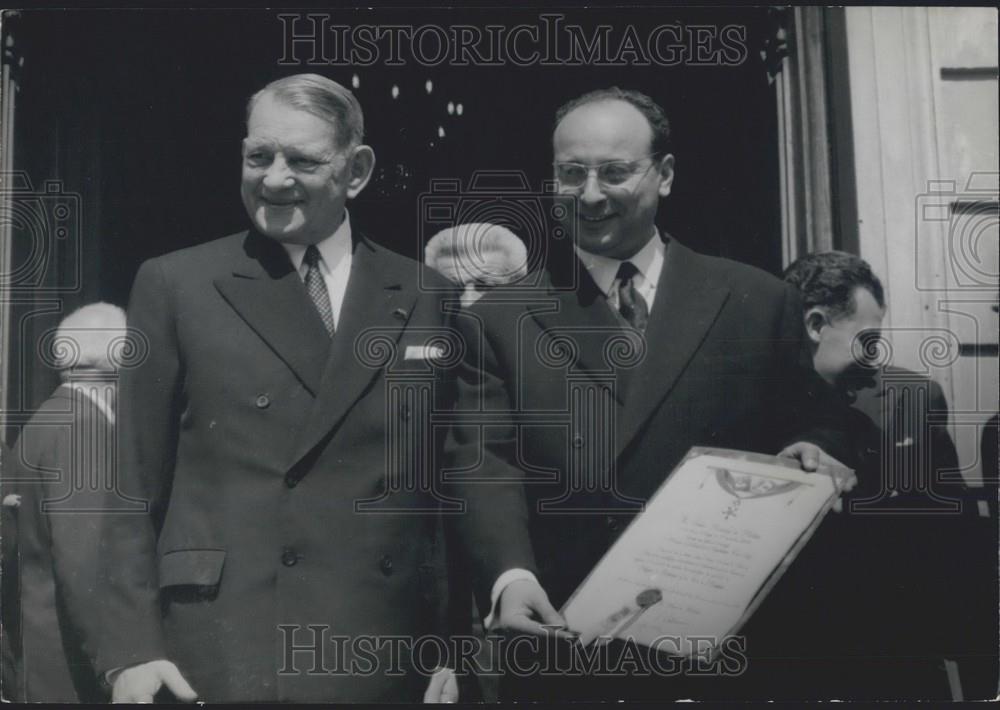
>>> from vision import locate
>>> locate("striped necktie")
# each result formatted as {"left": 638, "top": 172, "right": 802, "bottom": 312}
{"left": 304, "top": 244, "right": 335, "bottom": 336}
{"left": 615, "top": 261, "right": 648, "bottom": 331}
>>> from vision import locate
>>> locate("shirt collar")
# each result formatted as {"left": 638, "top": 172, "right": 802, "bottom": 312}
{"left": 282, "top": 209, "right": 353, "bottom": 273}
{"left": 66, "top": 381, "right": 116, "bottom": 426}
{"left": 575, "top": 228, "right": 663, "bottom": 296}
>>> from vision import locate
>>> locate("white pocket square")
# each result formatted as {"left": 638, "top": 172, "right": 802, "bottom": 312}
{"left": 404, "top": 345, "right": 445, "bottom": 361}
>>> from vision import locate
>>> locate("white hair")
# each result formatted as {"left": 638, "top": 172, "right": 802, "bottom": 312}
{"left": 54, "top": 302, "right": 127, "bottom": 374}
{"left": 424, "top": 223, "right": 529, "bottom": 286}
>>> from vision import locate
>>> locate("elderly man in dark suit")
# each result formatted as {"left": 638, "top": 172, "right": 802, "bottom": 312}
{"left": 98, "top": 74, "right": 556, "bottom": 704}
{"left": 446, "top": 88, "right": 856, "bottom": 701}
{"left": 5, "top": 303, "right": 126, "bottom": 702}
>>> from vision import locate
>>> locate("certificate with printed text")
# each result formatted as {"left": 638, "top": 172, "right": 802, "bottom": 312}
{"left": 561, "top": 447, "right": 853, "bottom": 657}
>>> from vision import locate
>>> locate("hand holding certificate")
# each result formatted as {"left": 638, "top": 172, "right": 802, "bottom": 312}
{"left": 561, "top": 447, "right": 853, "bottom": 658}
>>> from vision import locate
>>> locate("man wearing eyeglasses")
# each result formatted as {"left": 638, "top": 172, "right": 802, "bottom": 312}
{"left": 448, "top": 87, "right": 857, "bottom": 701}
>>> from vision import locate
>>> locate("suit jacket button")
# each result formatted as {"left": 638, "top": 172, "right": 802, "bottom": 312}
{"left": 572, "top": 434, "right": 584, "bottom": 448}
{"left": 285, "top": 476, "right": 298, "bottom": 489}
{"left": 281, "top": 548, "right": 299, "bottom": 567}
{"left": 380, "top": 554, "right": 393, "bottom": 575}
{"left": 606, "top": 516, "right": 620, "bottom": 532}
{"left": 255, "top": 394, "right": 271, "bottom": 409}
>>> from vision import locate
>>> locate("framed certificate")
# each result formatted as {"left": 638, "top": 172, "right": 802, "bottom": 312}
{"left": 562, "top": 447, "right": 853, "bottom": 658}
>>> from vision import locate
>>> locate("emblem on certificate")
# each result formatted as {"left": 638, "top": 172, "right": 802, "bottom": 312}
{"left": 561, "top": 447, "right": 852, "bottom": 658}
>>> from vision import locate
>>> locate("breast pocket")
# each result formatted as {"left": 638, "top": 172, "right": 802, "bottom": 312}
{"left": 159, "top": 548, "right": 226, "bottom": 604}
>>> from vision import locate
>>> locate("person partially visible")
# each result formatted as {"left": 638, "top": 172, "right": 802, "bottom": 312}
{"left": 425, "top": 223, "right": 528, "bottom": 307}
{"left": 1, "top": 439, "right": 21, "bottom": 701}
{"left": 962, "top": 411, "right": 1000, "bottom": 700}
{"left": 5, "top": 303, "right": 127, "bottom": 702}
{"left": 422, "top": 666, "right": 458, "bottom": 703}
{"left": 981, "top": 413, "right": 998, "bottom": 504}
{"left": 782, "top": 251, "right": 994, "bottom": 699}
{"left": 783, "top": 251, "right": 962, "bottom": 502}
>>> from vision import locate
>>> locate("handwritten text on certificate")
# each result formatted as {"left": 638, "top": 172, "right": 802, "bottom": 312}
{"left": 562, "top": 448, "right": 848, "bottom": 656}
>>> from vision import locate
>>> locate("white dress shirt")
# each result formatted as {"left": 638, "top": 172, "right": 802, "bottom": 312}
{"left": 281, "top": 211, "right": 354, "bottom": 330}
{"left": 575, "top": 228, "right": 665, "bottom": 316}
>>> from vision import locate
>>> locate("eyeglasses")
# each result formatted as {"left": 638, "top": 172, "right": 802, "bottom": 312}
{"left": 553, "top": 154, "right": 661, "bottom": 189}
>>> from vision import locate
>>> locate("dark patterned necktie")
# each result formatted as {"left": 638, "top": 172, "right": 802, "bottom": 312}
{"left": 304, "top": 245, "right": 335, "bottom": 336}
{"left": 616, "top": 261, "right": 648, "bottom": 331}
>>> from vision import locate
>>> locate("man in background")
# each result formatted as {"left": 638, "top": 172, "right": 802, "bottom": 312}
{"left": 1, "top": 438, "right": 20, "bottom": 702}
{"left": 4, "top": 303, "right": 126, "bottom": 702}
{"left": 783, "top": 250, "right": 995, "bottom": 699}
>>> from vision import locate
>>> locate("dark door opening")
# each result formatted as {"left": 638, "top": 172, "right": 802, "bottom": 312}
{"left": 4, "top": 7, "right": 781, "bottom": 420}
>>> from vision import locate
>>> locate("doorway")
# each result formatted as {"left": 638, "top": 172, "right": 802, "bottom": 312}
{"left": 3, "top": 7, "right": 782, "bottom": 429}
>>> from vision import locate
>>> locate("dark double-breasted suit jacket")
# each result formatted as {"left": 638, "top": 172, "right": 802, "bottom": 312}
{"left": 449, "top": 235, "right": 853, "bottom": 700}
{"left": 7, "top": 385, "right": 112, "bottom": 702}
{"left": 97, "top": 229, "right": 535, "bottom": 702}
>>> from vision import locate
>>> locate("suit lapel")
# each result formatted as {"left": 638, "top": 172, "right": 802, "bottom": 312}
{"left": 616, "top": 239, "right": 731, "bottom": 458}
{"left": 289, "top": 234, "right": 418, "bottom": 470}
{"left": 528, "top": 258, "right": 634, "bottom": 404}
{"left": 214, "top": 230, "right": 330, "bottom": 395}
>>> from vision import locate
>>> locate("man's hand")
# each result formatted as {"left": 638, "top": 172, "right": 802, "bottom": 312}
{"left": 494, "top": 578, "right": 576, "bottom": 639}
{"left": 778, "top": 441, "right": 857, "bottom": 512}
{"left": 422, "top": 666, "right": 458, "bottom": 703}
{"left": 112, "top": 659, "right": 197, "bottom": 703}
